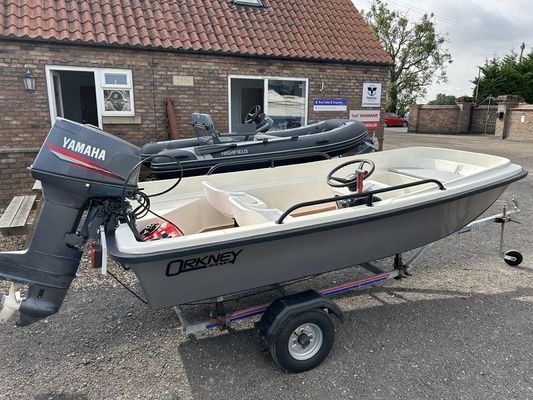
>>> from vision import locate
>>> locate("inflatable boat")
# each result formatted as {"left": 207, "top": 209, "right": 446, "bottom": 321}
{"left": 0, "top": 119, "right": 526, "bottom": 329}
{"left": 142, "top": 111, "right": 374, "bottom": 178}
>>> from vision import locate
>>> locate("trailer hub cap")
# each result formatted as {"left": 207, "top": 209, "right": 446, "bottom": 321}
{"left": 288, "top": 323, "right": 323, "bottom": 360}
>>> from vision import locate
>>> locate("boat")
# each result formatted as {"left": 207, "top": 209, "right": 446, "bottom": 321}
{"left": 0, "top": 118, "right": 526, "bottom": 329}
{"left": 141, "top": 110, "right": 375, "bottom": 178}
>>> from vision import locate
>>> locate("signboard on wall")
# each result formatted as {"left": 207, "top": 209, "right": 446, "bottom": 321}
{"left": 313, "top": 99, "right": 348, "bottom": 112}
{"left": 362, "top": 83, "right": 382, "bottom": 107}
{"left": 173, "top": 75, "right": 194, "bottom": 86}
{"left": 350, "top": 109, "right": 381, "bottom": 130}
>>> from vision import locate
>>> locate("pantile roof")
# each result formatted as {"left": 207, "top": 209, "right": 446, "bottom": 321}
{"left": 0, "top": 0, "right": 392, "bottom": 64}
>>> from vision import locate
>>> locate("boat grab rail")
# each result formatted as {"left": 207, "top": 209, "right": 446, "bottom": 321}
{"left": 206, "top": 152, "right": 332, "bottom": 175}
{"left": 276, "top": 179, "right": 446, "bottom": 224}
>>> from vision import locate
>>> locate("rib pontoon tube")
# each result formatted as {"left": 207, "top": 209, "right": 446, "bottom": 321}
{"left": 0, "top": 118, "right": 527, "bottom": 325}
{"left": 143, "top": 118, "right": 371, "bottom": 178}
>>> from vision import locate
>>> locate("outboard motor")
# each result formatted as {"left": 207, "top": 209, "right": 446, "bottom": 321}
{"left": 0, "top": 118, "right": 141, "bottom": 326}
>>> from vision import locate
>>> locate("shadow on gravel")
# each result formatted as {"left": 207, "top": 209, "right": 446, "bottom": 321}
{"left": 512, "top": 265, "right": 533, "bottom": 274}
{"left": 177, "top": 287, "right": 533, "bottom": 400}
{"left": 1, "top": 284, "right": 532, "bottom": 399}
{"left": 35, "top": 394, "right": 88, "bottom": 400}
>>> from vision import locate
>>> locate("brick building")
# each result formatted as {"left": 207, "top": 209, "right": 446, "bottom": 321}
{"left": 0, "top": 0, "right": 391, "bottom": 206}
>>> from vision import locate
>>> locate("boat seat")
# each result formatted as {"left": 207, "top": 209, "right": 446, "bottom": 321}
{"left": 229, "top": 196, "right": 291, "bottom": 226}
{"left": 389, "top": 168, "right": 462, "bottom": 182}
{"left": 202, "top": 181, "right": 266, "bottom": 217}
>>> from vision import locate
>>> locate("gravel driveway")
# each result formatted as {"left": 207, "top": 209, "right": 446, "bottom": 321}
{"left": 0, "top": 133, "right": 531, "bottom": 400}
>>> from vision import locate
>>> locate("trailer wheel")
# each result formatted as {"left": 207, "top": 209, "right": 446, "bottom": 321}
{"left": 504, "top": 250, "right": 523, "bottom": 266}
{"left": 269, "top": 310, "right": 334, "bottom": 373}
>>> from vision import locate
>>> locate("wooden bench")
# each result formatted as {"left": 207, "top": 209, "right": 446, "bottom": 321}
{"left": 32, "top": 180, "right": 42, "bottom": 192}
{"left": 0, "top": 195, "right": 37, "bottom": 236}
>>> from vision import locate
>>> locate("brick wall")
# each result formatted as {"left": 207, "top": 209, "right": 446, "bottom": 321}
{"left": 0, "top": 40, "right": 389, "bottom": 147}
{"left": 507, "top": 105, "right": 533, "bottom": 141}
{"left": 0, "top": 39, "right": 389, "bottom": 206}
{"left": 408, "top": 105, "right": 460, "bottom": 134}
{"left": 0, "top": 149, "right": 38, "bottom": 206}
{"left": 408, "top": 102, "right": 497, "bottom": 135}
{"left": 471, "top": 105, "right": 497, "bottom": 134}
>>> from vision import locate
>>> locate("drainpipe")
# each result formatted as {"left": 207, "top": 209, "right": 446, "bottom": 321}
{"left": 166, "top": 98, "right": 179, "bottom": 140}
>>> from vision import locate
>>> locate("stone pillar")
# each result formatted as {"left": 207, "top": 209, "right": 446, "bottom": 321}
{"left": 495, "top": 95, "right": 523, "bottom": 139}
{"left": 456, "top": 97, "right": 474, "bottom": 133}
{"left": 407, "top": 104, "right": 422, "bottom": 133}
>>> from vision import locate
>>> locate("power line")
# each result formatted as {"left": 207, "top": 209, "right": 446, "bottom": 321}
{"left": 385, "top": 0, "right": 529, "bottom": 49}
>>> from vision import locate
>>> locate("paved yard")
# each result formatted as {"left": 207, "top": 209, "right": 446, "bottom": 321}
{"left": 0, "top": 133, "right": 532, "bottom": 400}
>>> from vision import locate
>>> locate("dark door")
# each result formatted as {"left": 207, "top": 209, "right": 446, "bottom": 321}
{"left": 80, "top": 86, "right": 99, "bottom": 126}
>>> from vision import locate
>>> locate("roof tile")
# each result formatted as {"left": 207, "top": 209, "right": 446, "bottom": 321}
{"left": 0, "top": 0, "right": 391, "bottom": 64}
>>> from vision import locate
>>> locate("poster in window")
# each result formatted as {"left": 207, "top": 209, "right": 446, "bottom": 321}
{"left": 104, "top": 90, "right": 131, "bottom": 112}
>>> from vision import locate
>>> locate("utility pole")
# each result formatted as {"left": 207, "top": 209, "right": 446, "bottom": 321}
{"left": 475, "top": 66, "right": 482, "bottom": 102}
{"left": 519, "top": 42, "right": 526, "bottom": 63}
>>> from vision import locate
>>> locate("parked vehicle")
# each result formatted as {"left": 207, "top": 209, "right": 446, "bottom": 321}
{"left": 384, "top": 112, "right": 408, "bottom": 127}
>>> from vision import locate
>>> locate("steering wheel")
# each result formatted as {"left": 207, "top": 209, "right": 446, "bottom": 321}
{"left": 327, "top": 159, "right": 375, "bottom": 188}
{"left": 244, "top": 105, "right": 262, "bottom": 124}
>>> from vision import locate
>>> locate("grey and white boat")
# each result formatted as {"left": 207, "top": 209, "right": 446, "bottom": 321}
{"left": 112, "top": 145, "right": 527, "bottom": 309}
{"left": 0, "top": 119, "right": 526, "bottom": 328}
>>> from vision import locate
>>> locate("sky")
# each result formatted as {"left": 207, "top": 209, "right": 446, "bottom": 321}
{"left": 353, "top": 0, "right": 533, "bottom": 102}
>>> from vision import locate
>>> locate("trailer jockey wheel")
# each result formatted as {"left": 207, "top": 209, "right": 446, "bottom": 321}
{"left": 503, "top": 250, "right": 523, "bottom": 267}
{"left": 269, "top": 310, "right": 334, "bottom": 373}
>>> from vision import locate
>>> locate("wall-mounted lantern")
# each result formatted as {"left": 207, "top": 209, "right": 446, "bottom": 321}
{"left": 22, "top": 70, "right": 36, "bottom": 92}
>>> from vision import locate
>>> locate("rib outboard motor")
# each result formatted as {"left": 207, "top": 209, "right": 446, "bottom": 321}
{"left": 0, "top": 118, "right": 140, "bottom": 326}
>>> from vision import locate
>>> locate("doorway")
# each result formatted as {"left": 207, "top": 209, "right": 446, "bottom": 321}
{"left": 47, "top": 69, "right": 100, "bottom": 127}
{"left": 228, "top": 76, "right": 309, "bottom": 132}
{"left": 230, "top": 78, "right": 264, "bottom": 133}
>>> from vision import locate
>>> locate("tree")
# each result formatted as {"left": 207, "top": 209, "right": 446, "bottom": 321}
{"left": 428, "top": 93, "right": 457, "bottom": 105}
{"left": 363, "top": 0, "right": 452, "bottom": 115}
{"left": 474, "top": 51, "right": 533, "bottom": 103}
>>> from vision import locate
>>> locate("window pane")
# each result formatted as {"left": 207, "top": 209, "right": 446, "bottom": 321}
{"left": 267, "top": 80, "right": 306, "bottom": 130}
{"left": 104, "top": 73, "right": 128, "bottom": 85}
{"left": 104, "top": 90, "right": 131, "bottom": 112}
{"left": 234, "top": 0, "right": 263, "bottom": 6}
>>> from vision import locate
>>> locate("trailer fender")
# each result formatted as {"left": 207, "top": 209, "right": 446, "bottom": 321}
{"left": 257, "top": 290, "right": 344, "bottom": 344}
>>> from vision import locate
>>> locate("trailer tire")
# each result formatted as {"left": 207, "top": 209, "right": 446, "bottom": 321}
{"left": 269, "top": 310, "right": 334, "bottom": 373}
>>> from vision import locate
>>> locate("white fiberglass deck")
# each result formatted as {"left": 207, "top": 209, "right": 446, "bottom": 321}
{"left": 114, "top": 147, "right": 521, "bottom": 254}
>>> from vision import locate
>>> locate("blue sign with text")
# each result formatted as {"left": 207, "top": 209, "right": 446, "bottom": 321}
{"left": 313, "top": 99, "right": 348, "bottom": 111}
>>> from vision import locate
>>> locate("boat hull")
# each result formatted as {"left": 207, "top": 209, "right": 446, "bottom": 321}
{"left": 110, "top": 181, "right": 510, "bottom": 309}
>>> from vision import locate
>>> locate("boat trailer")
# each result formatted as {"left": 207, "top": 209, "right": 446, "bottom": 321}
{"left": 0, "top": 200, "right": 524, "bottom": 372}
{"left": 170, "top": 200, "right": 523, "bottom": 372}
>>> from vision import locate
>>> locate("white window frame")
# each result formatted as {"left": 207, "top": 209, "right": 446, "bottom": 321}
{"left": 228, "top": 75, "right": 309, "bottom": 131}
{"left": 233, "top": 0, "right": 263, "bottom": 6}
{"left": 45, "top": 66, "right": 135, "bottom": 128}
{"left": 100, "top": 69, "right": 135, "bottom": 117}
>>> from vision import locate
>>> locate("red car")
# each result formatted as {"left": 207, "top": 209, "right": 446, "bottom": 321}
{"left": 384, "top": 113, "right": 408, "bottom": 127}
